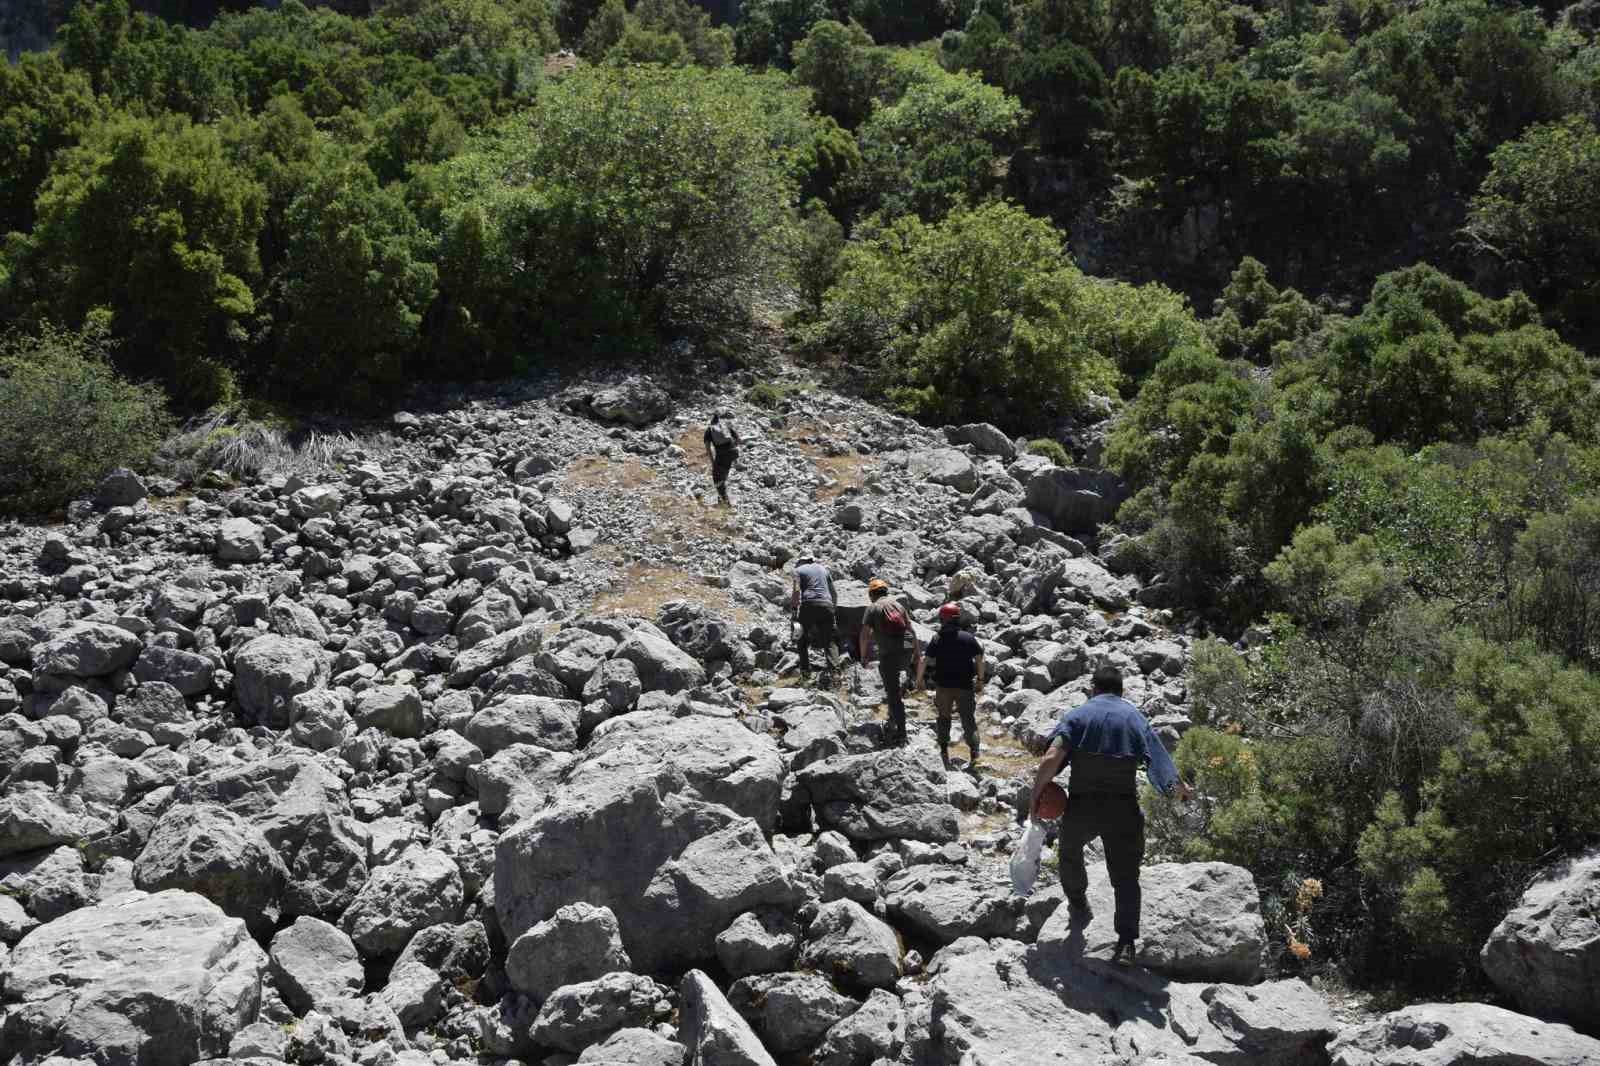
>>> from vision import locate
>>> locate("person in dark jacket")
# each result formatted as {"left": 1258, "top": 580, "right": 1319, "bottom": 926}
{"left": 703, "top": 408, "right": 740, "bottom": 505}
{"left": 1028, "top": 665, "right": 1190, "bottom": 967}
{"left": 916, "top": 602, "right": 985, "bottom": 771}
{"left": 791, "top": 555, "right": 839, "bottom": 678}
{"left": 860, "top": 579, "right": 921, "bottom": 746}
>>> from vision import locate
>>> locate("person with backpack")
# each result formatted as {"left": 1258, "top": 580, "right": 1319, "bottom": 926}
{"left": 791, "top": 555, "right": 839, "bottom": 679}
{"left": 1028, "top": 664, "right": 1191, "bottom": 967}
{"left": 859, "top": 578, "right": 921, "bottom": 746}
{"left": 703, "top": 408, "right": 740, "bottom": 505}
{"left": 916, "top": 602, "right": 985, "bottom": 772}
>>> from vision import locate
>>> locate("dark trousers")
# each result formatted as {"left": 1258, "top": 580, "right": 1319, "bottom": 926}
{"left": 934, "top": 687, "right": 978, "bottom": 757}
{"left": 796, "top": 602, "right": 837, "bottom": 671}
{"left": 877, "top": 651, "right": 907, "bottom": 734}
{"left": 711, "top": 448, "right": 736, "bottom": 493}
{"left": 1058, "top": 792, "right": 1146, "bottom": 943}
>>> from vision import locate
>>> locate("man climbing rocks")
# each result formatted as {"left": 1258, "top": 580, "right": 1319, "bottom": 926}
{"left": 916, "top": 602, "right": 984, "bottom": 772}
{"left": 703, "top": 408, "right": 740, "bottom": 505}
{"left": 859, "top": 578, "right": 921, "bottom": 746}
{"left": 791, "top": 555, "right": 839, "bottom": 679}
{"left": 1028, "top": 664, "right": 1190, "bottom": 967}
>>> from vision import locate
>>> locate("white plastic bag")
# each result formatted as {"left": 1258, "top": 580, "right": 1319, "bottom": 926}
{"left": 1009, "top": 818, "right": 1049, "bottom": 896}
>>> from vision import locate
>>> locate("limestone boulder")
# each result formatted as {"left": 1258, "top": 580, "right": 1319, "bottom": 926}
{"left": 1328, "top": 1003, "right": 1600, "bottom": 1066}
{"left": 1, "top": 889, "right": 267, "bottom": 1065}
{"left": 233, "top": 636, "right": 329, "bottom": 729}
{"left": 530, "top": 972, "right": 671, "bottom": 1053}
{"left": 614, "top": 631, "right": 706, "bottom": 694}
{"left": 507, "top": 901, "right": 631, "bottom": 1001}
{"left": 268, "top": 916, "right": 364, "bottom": 1014}
{"left": 1480, "top": 846, "right": 1600, "bottom": 1028}
{"left": 340, "top": 845, "right": 463, "bottom": 957}
{"left": 132, "top": 803, "right": 287, "bottom": 938}
{"left": 33, "top": 623, "right": 141, "bottom": 679}
{"left": 795, "top": 748, "right": 959, "bottom": 844}
{"left": 679, "top": 969, "right": 777, "bottom": 1066}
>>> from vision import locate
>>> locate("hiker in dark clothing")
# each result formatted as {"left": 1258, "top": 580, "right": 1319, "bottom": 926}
{"left": 916, "top": 602, "right": 985, "bottom": 771}
{"left": 860, "top": 579, "right": 922, "bottom": 746}
{"left": 703, "top": 408, "right": 740, "bottom": 505}
{"left": 1028, "top": 664, "right": 1190, "bottom": 967}
{"left": 791, "top": 555, "right": 839, "bottom": 678}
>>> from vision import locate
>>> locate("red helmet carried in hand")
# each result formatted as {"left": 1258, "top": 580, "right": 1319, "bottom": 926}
{"left": 939, "top": 602, "right": 961, "bottom": 622}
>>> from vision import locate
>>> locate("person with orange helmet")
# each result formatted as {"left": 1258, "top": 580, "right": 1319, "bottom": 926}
{"left": 859, "top": 578, "right": 921, "bottom": 746}
{"left": 916, "top": 602, "right": 985, "bottom": 772}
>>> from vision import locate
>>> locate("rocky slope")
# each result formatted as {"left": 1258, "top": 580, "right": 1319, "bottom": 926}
{"left": 1, "top": 366, "right": 1596, "bottom": 1066}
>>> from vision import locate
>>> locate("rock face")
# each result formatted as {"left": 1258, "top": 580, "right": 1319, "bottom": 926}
{"left": 132, "top": 803, "right": 288, "bottom": 937}
{"left": 1, "top": 889, "right": 268, "bottom": 1065}
{"left": 1480, "top": 846, "right": 1600, "bottom": 1028}
{"left": 1037, "top": 860, "right": 1265, "bottom": 983}
{"left": 796, "top": 749, "right": 959, "bottom": 844}
{"left": 1327, "top": 1003, "right": 1600, "bottom": 1066}
{"left": 799, "top": 898, "right": 902, "bottom": 992}
{"left": 506, "top": 901, "right": 631, "bottom": 1001}
{"left": 268, "top": 916, "right": 364, "bottom": 1013}
{"left": 530, "top": 971, "right": 670, "bottom": 1053}
{"left": 233, "top": 635, "right": 329, "bottom": 729}
{"left": 340, "top": 845, "right": 463, "bottom": 957}
{"left": 680, "top": 969, "right": 779, "bottom": 1066}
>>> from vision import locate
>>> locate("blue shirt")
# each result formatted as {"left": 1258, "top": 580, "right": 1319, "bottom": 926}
{"left": 1049, "top": 693, "right": 1181, "bottom": 796}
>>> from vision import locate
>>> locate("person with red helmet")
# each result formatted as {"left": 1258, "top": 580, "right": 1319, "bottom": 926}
{"left": 916, "top": 601, "right": 985, "bottom": 772}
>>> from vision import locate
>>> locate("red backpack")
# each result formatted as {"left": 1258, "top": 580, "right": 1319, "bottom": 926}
{"left": 880, "top": 600, "right": 910, "bottom": 637}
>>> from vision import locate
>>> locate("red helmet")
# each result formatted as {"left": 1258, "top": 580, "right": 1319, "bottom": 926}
{"left": 939, "top": 603, "right": 961, "bottom": 622}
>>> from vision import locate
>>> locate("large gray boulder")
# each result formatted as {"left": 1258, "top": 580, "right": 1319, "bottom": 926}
{"left": 466, "top": 695, "right": 581, "bottom": 755}
{"left": 530, "top": 972, "right": 671, "bottom": 1053}
{"left": 614, "top": 631, "right": 706, "bottom": 694}
{"left": 1480, "top": 846, "right": 1600, "bottom": 1028}
{"left": 0, "top": 791, "right": 88, "bottom": 857}
{"left": 1037, "top": 861, "right": 1265, "bottom": 983}
{"left": 468, "top": 743, "right": 576, "bottom": 819}
{"left": 715, "top": 908, "right": 800, "bottom": 978}
{"left": 448, "top": 624, "right": 543, "bottom": 688}
{"left": 1022, "top": 466, "right": 1125, "bottom": 533}
{"left": 175, "top": 753, "right": 367, "bottom": 916}
{"left": 132, "top": 804, "right": 287, "bottom": 938}
{"left": 590, "top": 377, "right": 672, "bottom": 426}
{"left": 216, "top": 517, "right": 265, "bottom": 562}
{"left": 1201, "top": 979, "right": 1338, "bottom": 1064}
{"left": 537, "top": 629, "right": 619, "bottom": 696}
{"left": 1328, "top": 1003, "right": 1600, "bottom": 1066}
{"left": 233, "top": 636, "right": 329, "bottom": 729}
{"left": 799, "top": 898, "right": 902, "bottom": 992}
{"left": 507, "top": 902, "right": 631, "bottom": 1001}
{"left": 795, "top": 748, "right": 959, "bottom": 844}
{"left": 728, "top": 972, "right": 859, "bottom": 1056}
{"left": 578, "top": 1027, "right": 688, "bottom": 1065}
{"left": 268, "top": 916, "right": 364, "bottom": 1014}
{"left": 0, "top": 889, "right": 267, "bottom": 1065}
{"left": 907, "top": 448, "right": 978, "bottom": 493}
{"left": 946, "top": 423, "right": 1016, "bottom": 460}
{"left": 352, "top": 685, "right": 425, "bottom": 739}
{"left": 496, "top": 725, "right": 795, "bottom": 973}
{"left": 340, "top": 845, "right": 463, "bottom": 957}
{"left": 882, "top": 865, "right": 1018, "bottom": 945}
{"left": 679, "top": 969, "right": 779, "bottom": 1066}
{"left": 814, "top": 987, "right": 904, "bottom": 1066}
{"left": 33, "top": 622, "right": 142, "bottom": 678}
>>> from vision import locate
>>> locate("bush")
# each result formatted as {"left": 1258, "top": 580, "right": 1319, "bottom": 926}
{"left": 803, "top": 201, "right": 1117, "bottom": 429}
{"left": 1025, "top": 438, "right": 1069, "bottom": 465}
{"left": 0, "top": 319, "right": 172, "bottom": 516}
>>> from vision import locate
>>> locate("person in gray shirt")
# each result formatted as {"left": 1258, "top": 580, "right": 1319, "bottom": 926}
{"left": 791, "top": 555, "right": 838, "bottom": 677}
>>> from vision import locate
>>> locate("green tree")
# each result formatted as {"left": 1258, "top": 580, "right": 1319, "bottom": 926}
{"left": 7, "top": 110, "right": 264, "bottom": 408}
{"left": 271, "top": 152, "right": 437, "bottom": 408}
{"left": 0, "top": 318, "right": 173, "bottom": 517}
{"left": 792, "top": 18, "right": 886, "bottom": 128}
{"left": 367, "top": 87, "right": 465, "bottom": 184}
{"left": 735, "top": 0, "right": 830, "bottom": 67}
{"left": 1007, "top": 39, "right": 1106, "bottom": 151}
{"left": 851, "top": 66, "right": 1024, "bottom": 219}
{"left": 0, "top": 52, "right": 99, "bottom": 237}
{"left": 804, "top": 200, "right": 1117, "bottom": 427}
{"left": 1465, "top": 116, "right": 1600, "bottom": 344}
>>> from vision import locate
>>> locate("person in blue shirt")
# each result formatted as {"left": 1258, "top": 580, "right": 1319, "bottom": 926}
{"left": 1028, "top": 664, "right": 1190, "bottom": 967}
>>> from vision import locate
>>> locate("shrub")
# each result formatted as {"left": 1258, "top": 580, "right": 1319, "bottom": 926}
{"left": 1026, "top": 438, "right": 1069, "bottom": 465}
{"left": 0, "top": 319, "right": 172, "bottom": 516}
{"left": 803, "top": 201, "right": 1117, "bottom": 429}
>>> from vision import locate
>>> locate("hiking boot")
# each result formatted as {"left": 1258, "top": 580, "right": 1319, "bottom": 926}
{"left": 939, "top": 747, "right": 951, "bottom": 770}
{"left": 1112, "top": 940, "right": 1136, "bottom": 967}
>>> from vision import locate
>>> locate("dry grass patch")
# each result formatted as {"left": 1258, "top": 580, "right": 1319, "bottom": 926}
{"left": 781, "top": 419, "right": 872, "bottom": 500}
{"left": 590, "top": 562, "right": 755, "bottom": 624}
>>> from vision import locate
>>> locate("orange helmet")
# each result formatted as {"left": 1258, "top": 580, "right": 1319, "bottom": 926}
{"left": 868, "top": 578, "right": 889, "bottom": 596}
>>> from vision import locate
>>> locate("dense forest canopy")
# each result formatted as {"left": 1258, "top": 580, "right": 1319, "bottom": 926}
{"left": 3, "top": 0, "right": 1599, "bottom": 1001}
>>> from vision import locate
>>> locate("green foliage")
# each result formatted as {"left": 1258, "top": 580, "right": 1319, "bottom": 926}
{"left": 0, "top": 319, "right": 173, "bottom": 516}
{"left": 804, "top": 200, "right": 1116, "bottom": 428}
{"left": 0, "top": 52, "right": 100, "bottom": 237}
{"left": 792, "top": 18, "right": 892, "bottom": 128}
{"left": 5, "top": 109, "right": 264, "bottom": 409}
{"left": 422, "top": 64, "right": 806, "bottom": 360}
{"left": 1025, "top": 437, "right": 1069, "bottom": 465}
{"left": 734, "top": 0, "right": 830, "bottom": 67}
{"left": 367, "top": 88, "right": 465, "bottom": 184}
{"left": 1466, "top": 115, "right": 1600, "bottom": 344}
{"left": 268, "top": 151, "right": 437, "bottom": 409}
{"left": 1007, "top": 40, "right": 1106, "bottom": 151}
{"left": 1207, "top": 257, "right": 1321, "bottom": 364}
{"left": 850, "top": 64, "right": 1024, "bottom": 219}
{"left": 791, "top": 198, "right": 845, "bottom": 315}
